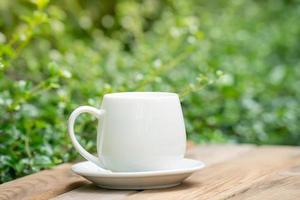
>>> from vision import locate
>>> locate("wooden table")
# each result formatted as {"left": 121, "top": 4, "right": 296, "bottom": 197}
{"left": 1, "top": 143, "right": 300, "bottom": 200}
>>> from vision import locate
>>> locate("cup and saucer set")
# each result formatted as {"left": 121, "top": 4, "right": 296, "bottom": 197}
{"left": 68, "top": 92, "right": 205, "bottom": 190}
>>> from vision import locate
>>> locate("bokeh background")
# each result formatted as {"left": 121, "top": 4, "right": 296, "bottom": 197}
{"left": 0, "top": 0, "right": 300, "bottom": 182}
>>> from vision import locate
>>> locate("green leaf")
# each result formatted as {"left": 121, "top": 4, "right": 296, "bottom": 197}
{"left": 31, "top": 0, "right": 50, "bottom": 10}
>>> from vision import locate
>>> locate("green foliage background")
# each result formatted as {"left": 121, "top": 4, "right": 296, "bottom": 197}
{"left": 0, "top": 0, "right": 299, "bottom": 182}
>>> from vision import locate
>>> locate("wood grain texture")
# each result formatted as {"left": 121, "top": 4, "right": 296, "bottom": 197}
{"left": 126, "top": 146, "right": 300, "bottom": 200}
{"left": 52, "top": 144, "right": 254, "bottom": 200}
{"left": 186, "top": 144, "right": 254, "bottom": 165}
{"left": 51, "top": 184, "right": 136, "bottom": 200}
{"left": 227, "top": 163, "right": 300, "bottom": 200}
{"left": 0, "top": 164, "right": 89, "bottom": 200}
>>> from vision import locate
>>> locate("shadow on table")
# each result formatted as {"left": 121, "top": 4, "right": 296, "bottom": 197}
{"left": 53, "top": 180, "right": 200, "bottom": 199}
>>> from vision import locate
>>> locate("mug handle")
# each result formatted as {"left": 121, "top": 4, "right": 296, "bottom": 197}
{"left": 68, "top": 106, "right": 107, "bottom": 169}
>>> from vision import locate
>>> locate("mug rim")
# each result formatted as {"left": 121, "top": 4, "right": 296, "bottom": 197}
{"left": 104, "top": 92, "right": 178, "bottom": 99}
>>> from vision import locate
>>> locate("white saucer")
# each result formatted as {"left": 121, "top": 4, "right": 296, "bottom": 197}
{"left": 71, "top": 159, "right": 205, "bottom": 190}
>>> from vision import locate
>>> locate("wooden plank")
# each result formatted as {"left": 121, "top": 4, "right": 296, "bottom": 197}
{"left": 52, "top": 144, "right": 254, "bottom": 200}
{"left": 126, "top": 146, "right": 300, "bottom": 200}
{"left": 0, "top": 164, "right": 89, "bottom": 200}
{"left": 226, "top": 163, "right": 300, "bottom": 200}
{"left": 50, "top": 184, "right": 136, "bottom": 200}
{"left": 186, "top": 144, "right": 254, "bottom": 165}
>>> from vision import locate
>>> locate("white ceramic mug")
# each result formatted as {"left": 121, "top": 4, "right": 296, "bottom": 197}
{"left": 68, "top": 92, "right": 186, "bottom": 172}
